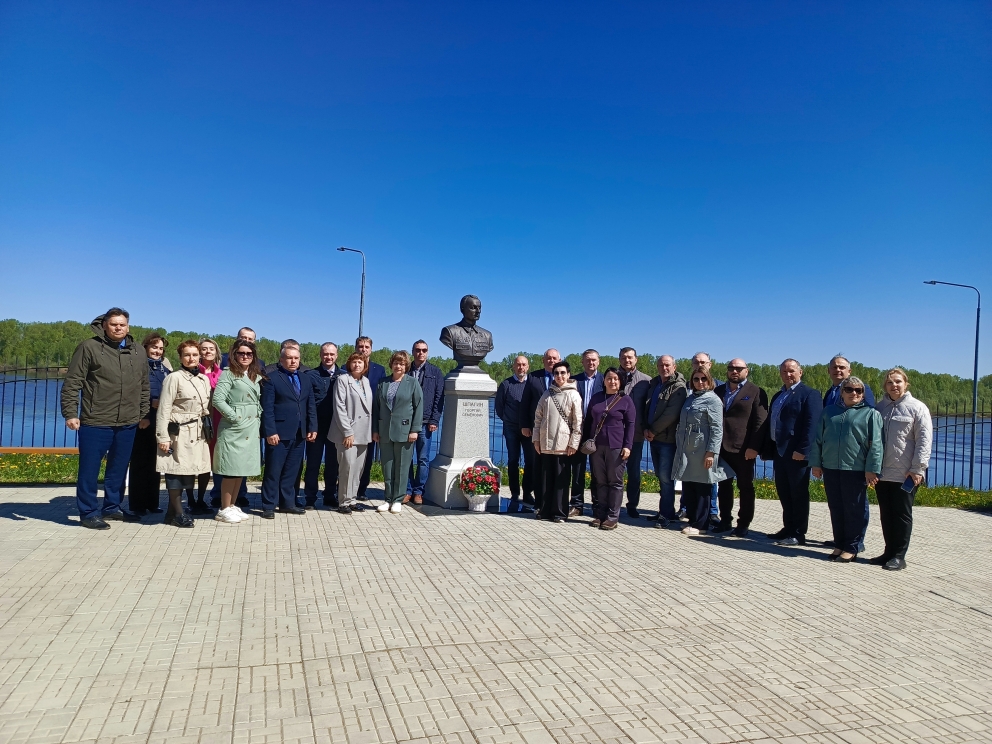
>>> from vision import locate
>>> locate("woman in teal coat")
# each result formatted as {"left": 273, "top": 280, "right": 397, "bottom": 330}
{"left": 211, "top": 340, "right": 264, "bottom": 524}
{"left": 372, "top": 350, "right": 424, "bottom": 514}
{"left": 810, "top": 376, "right": 883, "bottom": 563}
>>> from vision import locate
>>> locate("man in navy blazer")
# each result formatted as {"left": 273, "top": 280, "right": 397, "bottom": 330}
{"left": 355, "top": 335, "right": 388, "bottom": 499}
{"left": 406, "top": 340, "right": 445, "bottom": 503}
{"left": 260, "top": 342, "right": 318, "bottom": 518}
{"left": 761, "top": 359, "right": 823, "bottom": 546}
{"left": 823, "top": 355, "right": 877, "bottom": 408}
{"left": 303, "top": 342, "right": 345, "bottom": 509}
{"left": 569, "top": 349, "right": 604, "bottom": 516}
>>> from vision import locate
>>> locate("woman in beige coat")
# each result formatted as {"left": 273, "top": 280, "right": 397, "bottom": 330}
{"left": 156, "top": 340, "right": 213, "bottom": 528}
{"left": 328, "top": 353, "right": 373, "bottom": 514}
{"left": 533, "top": 361, "right": 583, "bottom": 522}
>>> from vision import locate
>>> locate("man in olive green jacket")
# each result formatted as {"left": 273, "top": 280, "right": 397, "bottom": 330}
{"left": 61, "top": 309, "right": 150, "bottom": 529}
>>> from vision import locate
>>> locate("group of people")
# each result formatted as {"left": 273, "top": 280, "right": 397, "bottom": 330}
{"left": 62, "top": 308, "right": 932, "bottom": 571}
{"left": 495, "top": 348, "right": 931, "bottom": 571}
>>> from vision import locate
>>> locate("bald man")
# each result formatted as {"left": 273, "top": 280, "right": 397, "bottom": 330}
{"left": 713, "top": 359, "right": 768, "bottom": 537}
{"left": 495, "top": 355, "right": 536, "bottom": 511}
{"left": 520, "top": 349, "right": 561, "bottom": 515}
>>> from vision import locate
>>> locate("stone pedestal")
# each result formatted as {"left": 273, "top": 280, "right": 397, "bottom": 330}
{"left": 425, "top": 368, "right": 498, "bottom": 509}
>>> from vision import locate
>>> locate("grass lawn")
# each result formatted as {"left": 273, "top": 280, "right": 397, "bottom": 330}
{"left": 1, "top": 453, "right": 989, "bottom": 511}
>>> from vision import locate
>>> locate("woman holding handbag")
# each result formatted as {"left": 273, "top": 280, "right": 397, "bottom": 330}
{"left": 581, "top": 368, "right": 636, "bottom": 530}
{"left": 532, "top": 361, "right": 583, "bottom": 523}
{"left": 156, "top": 340, "right": 214, "bottom": 528}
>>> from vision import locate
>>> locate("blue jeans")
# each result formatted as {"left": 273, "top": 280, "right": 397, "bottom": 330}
{"left": 710, "top": 483, "right": 719, "bottom": 517}
{"left": 76, "top": 424, "right": 137, "bottom": 520}
{"left": 649, "top": 440, "right": 677, "bottom": 519}
{"left": 406, "top": 425, "right": 433, "bottom": 496}
{"left": 503, "top": 426, "right": 534, "bottom": 500}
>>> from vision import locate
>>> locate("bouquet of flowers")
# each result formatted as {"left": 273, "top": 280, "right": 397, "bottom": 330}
{"left": 459, "top": 466, "right": 500, "bottom": 496}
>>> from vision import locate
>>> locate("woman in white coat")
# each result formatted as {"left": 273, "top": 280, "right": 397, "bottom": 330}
{"left": 532, "top": 361, "right": 583, "bottom": 523}
{"left": 156, "top": 340, "right": 213, "bottom": 528}
{"left": 328, "top": 353, "right": 373, "bottom": 515}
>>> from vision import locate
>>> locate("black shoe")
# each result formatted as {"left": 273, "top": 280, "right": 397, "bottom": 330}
{"left": 337, "top": 505, "right": 353, "bottom": 514}
{"left": 676, "top": 507, "right": 687, "bottom": 520}
{"left": 236, "top": 496, "right": 250, "bottom": 508}
{"left": 131, "top": 508, "right": 148, "bottom": 517}
{"left": 190, "top": 501, "right": 213, "bottom": 515}
{"left": 731, "top": 526, "right": 749, "bottom": 538}
{"left": 148, "top": 507, "right": 164, "bottom": 513}
{"left": 104, "top": 510, "right": 141, "bottom": 523}
{"left": 356, "top": 493, "right": 369, "bottom": 501}
{"left": 627, "top": 507, "right": 641, "bottom": 518}
{"left": 521, "top": 504, "right": 535, "bottom": 513}
{"left": 261, "top": 510, "right": 275, "bottom": 519}
{"left": 324, "top": 499, "right": 340, "bottom": 509}
{"left": 766, "top": 529, "right": 788, "bottom": 541}
{"left": 81, "top": 516, "right": 110, "bottom": 530}
{"left": 823, "top": 540, "right": 835, "bottom": 548}
{"left": 867, "top": 554, "right": 889, "bottom": 566}
{"left": 552, "top": 516, "right": 565, "bottom": 523}
{"left": 883, "top": 557, "right": 907, "bottom": 571}
{"left": 710, "top": 523, "right": 733, "bottom": 534}
{"left": 278, "top": 505, "right": 305, "bottom": 515}
{"left": 653, "top": 516, "right": 671, "bottom": 529}
{"left": 210, "top": 496, "right": 222, "bottom": 508}
{"left": 170, "top": 513, "right": 194, "bottom": 528}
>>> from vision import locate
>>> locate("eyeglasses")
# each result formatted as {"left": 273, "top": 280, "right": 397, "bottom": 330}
{"left": 235, "top": 351, "right": 254, "bottom": 357}
{"left": 692, "top": 378, "right": 708, "bottom": 384}
{"left": 727, "top": 366, "right": 746, "bottom": 372}
{"left": 842, "top": 387, "right": 864, "bottom": 394}
{"left": 414, "top": 348, "right": 428, "bottom": 353}
{"left": 553, "top": 371, "right": 569, "bottom": 377}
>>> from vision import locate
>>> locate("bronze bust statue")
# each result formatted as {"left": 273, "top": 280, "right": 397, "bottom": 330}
{"left": 439, "top": 294, "right": 494, "bottom": 370}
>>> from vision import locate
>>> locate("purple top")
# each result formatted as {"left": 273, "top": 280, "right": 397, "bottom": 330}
{"left": 581, "top": 391, "right": 636, "bottom": 451}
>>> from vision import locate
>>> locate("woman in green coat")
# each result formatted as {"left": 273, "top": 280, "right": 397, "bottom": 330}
{"left": 372, "top": 351, "right": 424, "bottom": 514}
{"left": 810, "top": 376, "right": 884, "bottom": 563}
{"left": 211, "top": 340, "right": 264, "bottom": 524}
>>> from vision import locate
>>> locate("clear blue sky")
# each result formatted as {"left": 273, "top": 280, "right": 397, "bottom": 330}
{"left": 1, "top": 2, "right": 990, "bottom": 376}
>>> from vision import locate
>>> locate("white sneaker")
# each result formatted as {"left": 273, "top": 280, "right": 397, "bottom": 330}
{"left": 389, "top": 502, "right": 402, "bottom": 514}
{"left": 215, "top": 507, "right": 243, "bottom": 524}
{"left": 232, "top": 505, "right": 251, "bottom": 518}
{"left": 377, "top": 503, "right": 390, "bottom": 512}
{"left": 682, "top": 526, "right": 700, "bottom": 536}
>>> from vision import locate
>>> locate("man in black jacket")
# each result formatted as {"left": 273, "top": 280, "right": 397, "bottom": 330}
{"left": 406, "top": 340, "right": 445, "bottom": 504}
{"left": 520, "top": 349, "right": 561, "bottom": 515}
{"left": 303, "top": 342, "right": 344, "bottom": 508}
{"left": 495, "top": 355, "right": 534, "bottom": 512}
{"left": 761, "top": 359, "right": 823, "bottom": 546}
{"left": 713, "top": 359, "right": 769, "bottom": 537}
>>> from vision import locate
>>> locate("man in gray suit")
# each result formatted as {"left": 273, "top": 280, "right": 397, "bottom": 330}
{"left": 618, "top": 347, "right": 652, "bottom": 518}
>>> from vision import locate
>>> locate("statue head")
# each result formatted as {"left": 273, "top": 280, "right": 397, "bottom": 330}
{"left": 459, "top": 294, "right": 482, "bottom": 323}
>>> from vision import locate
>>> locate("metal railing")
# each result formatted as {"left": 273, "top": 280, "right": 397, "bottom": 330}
{"left": 2, "top": 363, "right": 989, "bottom": 490}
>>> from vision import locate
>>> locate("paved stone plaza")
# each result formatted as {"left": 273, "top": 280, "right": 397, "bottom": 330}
{"left": 1, "top": 484, "right": 990, "bottom": 744}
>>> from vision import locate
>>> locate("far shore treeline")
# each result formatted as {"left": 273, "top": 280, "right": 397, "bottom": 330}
{"left": 1, "top": 318, "right": 989, "bottom": 411}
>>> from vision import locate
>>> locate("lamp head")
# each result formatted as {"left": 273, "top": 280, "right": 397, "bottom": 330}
{"left": 924, "top": 280, "right": 937, "bottom": 285}
{"left": 337, "top": 247, "right": 346, "bottom": 252}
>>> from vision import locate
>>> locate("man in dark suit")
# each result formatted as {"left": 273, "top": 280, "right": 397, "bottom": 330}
{"left": 569, "top": 349, "right": 604, "bottom": 516}
{"left": 824, "top": 355, "right": 876, "bottom": 408}
{"left": 495, "top": 355, "right": 535, "bottom": 512}
{"left": 761, "top": 358, "right": 823, "bottom": 546}
{"left": 303, "top": 342, "right": 344, "bottom": 509}
{"left": 520, "top": 348, "right": 561, "bottom": 516}
{"left": 260, "top": 342, "right": 318, "bottom": 519}
{"left": 713, "top": 358, "right": 769, "bottom": 537}
{"left": 355, "top": 335, "right": 388, "bottom": 499}
{"left": 406, "top": 340, "right": 445, "bottom": 504}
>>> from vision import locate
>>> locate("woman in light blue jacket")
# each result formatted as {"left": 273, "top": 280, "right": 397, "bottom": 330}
{"left": 672, "top": 369, "right": 732, "bottom": 535}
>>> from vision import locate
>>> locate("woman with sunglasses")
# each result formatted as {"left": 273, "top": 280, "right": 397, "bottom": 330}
{"left": 210, "top": 340, "right": 265, "bottom": 524}
{"left": 582, "top": 367, "right": 635, "bottom": 530}
{"left": 672, "top": 368, "right": 730, "bottom": 535}
{"left": 810, "top": 375, "right": 884, "bottom": 562}
{"left": 532, "top": 361, "right": 583, "bottom": 522}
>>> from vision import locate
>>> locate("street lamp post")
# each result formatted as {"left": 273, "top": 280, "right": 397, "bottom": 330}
{"left": 338, "top": 246, "right": 366, "bottom": 339}
{"left": 924, "top": 280, "right": 982, "bottom": 489}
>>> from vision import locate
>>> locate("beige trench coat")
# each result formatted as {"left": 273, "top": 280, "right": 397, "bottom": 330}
{"left": 533, "top": 382, "right": 583, "bottom": 455}
{"left": 156, "top": 369, "right": 212, "bottom": 475}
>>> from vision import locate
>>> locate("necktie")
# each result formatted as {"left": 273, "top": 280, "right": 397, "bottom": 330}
{"left": 291, "top": 373, "right": 300, "bottom": 395}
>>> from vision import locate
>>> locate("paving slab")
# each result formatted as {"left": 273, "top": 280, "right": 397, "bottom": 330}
{"left": 1, "top": 484, "right": 990, "bottom": 744}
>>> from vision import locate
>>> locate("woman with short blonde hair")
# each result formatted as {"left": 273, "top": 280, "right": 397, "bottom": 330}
{"left": 870, "top": 368, "right": 932, "bottom": 571}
